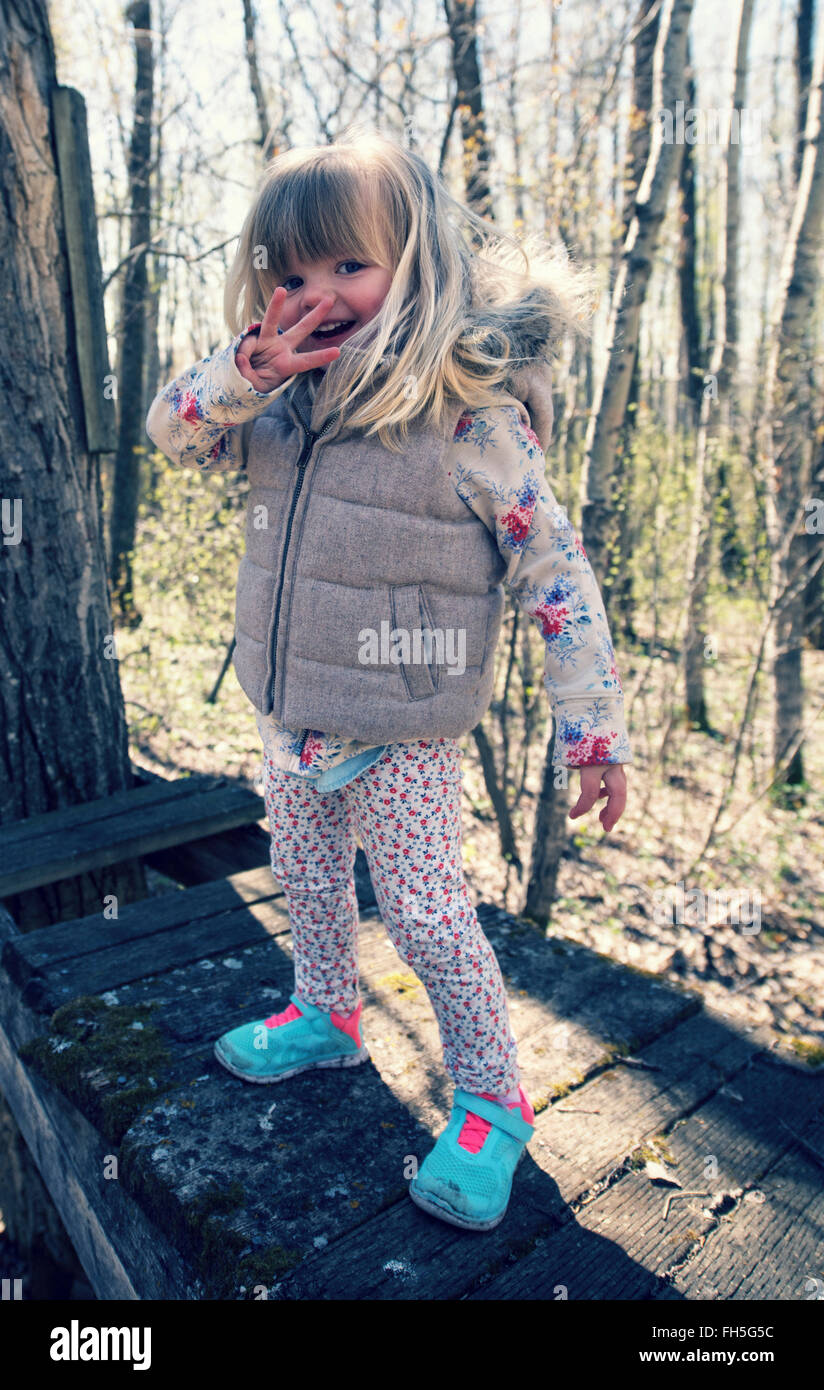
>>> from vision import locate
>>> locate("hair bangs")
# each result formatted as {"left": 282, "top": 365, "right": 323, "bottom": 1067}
{"left": 255, "top": 157, "right": 392, "bottom": 288}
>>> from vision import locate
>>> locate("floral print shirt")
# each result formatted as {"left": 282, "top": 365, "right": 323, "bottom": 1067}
{"left": 145, "top": 329, "right": 633, "bottom": 780}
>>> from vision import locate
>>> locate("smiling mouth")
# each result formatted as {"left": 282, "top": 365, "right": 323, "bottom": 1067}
{"left": 311, "top": 319, "right": 357, "bottom": 341}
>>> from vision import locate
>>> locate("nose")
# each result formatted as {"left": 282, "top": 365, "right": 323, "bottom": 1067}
{"left": 300, "top": 277, "right": 336, "bottom": 312}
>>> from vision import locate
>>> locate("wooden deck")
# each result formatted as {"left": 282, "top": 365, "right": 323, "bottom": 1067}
{"left": 2, "top": 838, "right": 822, "bottom": 1300}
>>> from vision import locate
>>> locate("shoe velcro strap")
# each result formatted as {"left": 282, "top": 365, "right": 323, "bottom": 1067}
{"left": 290, "top": 993, "right": 327, "bottom": 1020}
{"left": 452, "top": 1089, "right": 534, "bottom": 1143}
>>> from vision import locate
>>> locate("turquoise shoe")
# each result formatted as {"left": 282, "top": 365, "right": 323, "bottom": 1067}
{"left": 213, "top": 993, "right": 369, "bottom": 1083}
{"left": 409, "top": 1087, "right": 534, "bottom": 1231}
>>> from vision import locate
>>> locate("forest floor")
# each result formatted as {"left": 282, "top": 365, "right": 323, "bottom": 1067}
{"left": 117, "top": 543, "right": 824, "bottom": 1068}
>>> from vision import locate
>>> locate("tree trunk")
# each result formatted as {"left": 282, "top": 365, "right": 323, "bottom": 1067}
{"left": 759, "top": 7, "right": 824, "bottom": 796}
{"left": 0, "top": 0, "right": 146, "bottom": 1291}
{"left": 677, "top": 65, "right": 702, "bottom": 428}
{"left": 794, "top": 0, "right": 816, "bottom": 185}
{"left": 580, "top": 0, "right": 696, "bottom": 594}
{"left": 242, "top": 0, "right": 281, "bottom": 159}
{"left": 523, "top": 758, "right": 570, "bottom": 929}
{"left": 0, "top": 0, "right": 146, "bottom": 921}
{"left": 685, "top": 0, "right": 755, "bottom": 730}
{"left": 716, "top": 0, "right": 756, "bottom": 586}
{"left": 795, "top": 0, "right": 824, "bottom": 647}
{"left": 719, "top": 0, "right": 755, "bottom": 410}
{"left": 443, "top": 0, "right": 493, "bottom": 218}
{"left": 804, "top": 431, "right": 824, "bottom": 648}
{"left": 109, "top": 1, "right": 154, "bottom": 624}
{"left": 612, "top": 0, "right": 663, "bottom": 641}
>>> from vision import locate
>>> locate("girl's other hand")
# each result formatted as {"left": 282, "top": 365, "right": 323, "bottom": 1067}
{"left": 235, "top": 287, "right": 342, "bottom": 392}
{"left": 568, "top": 763, "right": 627, "bottom": 833}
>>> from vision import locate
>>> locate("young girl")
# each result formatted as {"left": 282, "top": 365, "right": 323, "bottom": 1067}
{"left": 146, "top": 128, "right": 631, "bottom": 1233}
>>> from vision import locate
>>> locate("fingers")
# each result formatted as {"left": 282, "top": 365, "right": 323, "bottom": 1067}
{"left": 568, "top": 765, "right": 603, "bottom": 820}
{"left": 242, "top": 293, "right": 344, "bottom": 387}
{"left": 289, "top": 345, "right": 342, "bottom": 370}
{"left": 260, "top": 287, "right": 339, "bottom": 349}
{"left": 600, "top": 772, "right": 627, "bottom": 832}
{"left": 568, "top": 764, "right": 628, "bottom": 833}
{"left": 258, "top": 286, "right": 288, "bottom": 342}
{"left": 235, "top": 351, "right": 266, "bottom": 392}
{"left": 273, "top": 294, "right": 343, "bottom": 372}
{"left": 282, "top": 294, "right": 337, "bottom": 347}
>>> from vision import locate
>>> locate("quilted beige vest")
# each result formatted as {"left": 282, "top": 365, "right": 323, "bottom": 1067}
{"left": 232, "top": 358, "right": 554, "bottom": 744}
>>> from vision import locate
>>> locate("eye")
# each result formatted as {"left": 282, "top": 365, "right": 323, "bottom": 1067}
{"left": 338, "top": 260, "right": 365, "bottom": 274}
{"left": 281, "top": 275, "right": 302, "bottom": 291}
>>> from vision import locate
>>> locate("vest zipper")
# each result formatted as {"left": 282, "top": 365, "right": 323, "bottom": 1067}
{"left": 269, "top": 405, "right": 340, "bottom": 711}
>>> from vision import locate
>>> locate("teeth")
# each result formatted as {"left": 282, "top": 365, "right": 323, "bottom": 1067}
{"left": 316, "top": 320, "right": 351, "bottom": 331}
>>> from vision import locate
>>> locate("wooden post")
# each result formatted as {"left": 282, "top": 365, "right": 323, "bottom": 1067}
{"left": 50, "top": 86, "right": 117, "bottom": 455}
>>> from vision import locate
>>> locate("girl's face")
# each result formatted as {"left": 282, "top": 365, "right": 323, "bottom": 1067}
{"left": 276, "top": 253, "right": 393, "bottom": 357}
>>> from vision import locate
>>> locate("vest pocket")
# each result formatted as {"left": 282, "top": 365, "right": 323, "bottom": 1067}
{"left": 390, "top": 583, "right": 439, "bottom": 701}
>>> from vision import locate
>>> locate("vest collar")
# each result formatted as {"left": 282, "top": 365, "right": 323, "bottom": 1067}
{"left": 284, "top": 338, "right": 398, "bottom": 443}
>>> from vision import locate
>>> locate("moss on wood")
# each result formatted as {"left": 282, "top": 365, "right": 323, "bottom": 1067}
{"left": 19, "top": 995, "right": 174, "bottom": 1145}
{"left": 179, "top": 1180, "right": 303, "bottom": 1297}
{"left": 627, "top": 1132, "right": 678, "bottom": 1170}
{"left": 788, "top": 1038, "right": 824, "bottom": 1068}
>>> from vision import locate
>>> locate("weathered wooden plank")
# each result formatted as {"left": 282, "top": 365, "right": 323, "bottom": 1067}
{"left": 28, "top": 898, "right": 294, "bottom": 1010}
{"left": 115, "top": 1057, "right": 435, "bottom": 1298}
{"left": 0, "top": 906, "right": 199, "bottom": 1299}
{"left": 7, "top": 870, "right": 819, "bottom": 1302}
{"left": 0, "top": 784, "right": 266, "bottom": 896}
{"left": 104, "top": 924, "right": 703, "bottom": 1298}
{"left": 51, "top": 86, "right": 117, "bottom": 454}
{"left": 94, "top": 910, "right": 690, "bottom": 1118}
{"left": 522, "top": 1008, "right": 760, "bottom": 1200}
{"left": 468, "top": 1052, "right": 824, "bottom": 1300}
{"left": 271, "top": 1010, "right": 761, "bottom": 1299}
{"left": 5, "top": 866, "right": 281, "bottom": 981}
{"left": 653, "top": 1095, "right": 817, "bottom": 1301}
{"left": 6, "top": 894, "right": 704, "bottom": 1298}
{"left": 0, "top": 775, "right": 214, "bottom": 847}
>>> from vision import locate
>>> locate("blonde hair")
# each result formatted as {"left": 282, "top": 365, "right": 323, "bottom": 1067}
{"left": 225, "top": 125, "right": 596, "bottom": 451}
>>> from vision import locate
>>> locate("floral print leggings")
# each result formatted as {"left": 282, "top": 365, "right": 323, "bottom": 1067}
{"left": 261, "top": 736, "right": 521, "bottom": 1095}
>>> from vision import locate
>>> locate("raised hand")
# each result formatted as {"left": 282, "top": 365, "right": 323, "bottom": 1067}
{"left": 234, "top": 287, "right": 342, "bottom": 392}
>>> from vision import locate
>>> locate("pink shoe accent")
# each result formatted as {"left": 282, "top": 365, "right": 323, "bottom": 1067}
{"left": 330, "top": 1000, "right": 363, "bottom": 1049}
{"left": 457, "top": 1109, "right": 493, "bottom": 1154}
{"left": 457, "top": 1086, "right": 534, "bottom": 1154}
{"left": 513, "top": 1086, "right": 535, "bottom": 1126}
{"left": 264, "top": 1001, "right": 303, "bottom": 1028}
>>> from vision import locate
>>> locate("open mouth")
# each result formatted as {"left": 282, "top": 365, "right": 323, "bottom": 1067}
{"left": 311, "top": 319, "right": 357, "bottom": 342}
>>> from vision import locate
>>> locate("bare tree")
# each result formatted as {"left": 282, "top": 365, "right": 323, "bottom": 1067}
{"left": 684, "top": 0, "right": 755, "bottom": 730}
{"left": 524, "top": 0, "right": 695, "bottom": 930}
{"left": 794, "top": 0, "right": 824, "bottom": 647}
{"left": 242, "top": 0, "right": 284, "bottom": 159}
{"left": 443, "top": 0, "right": 493, "bottom": 217}
{"left": 613, "top": 0, "right": 664, "bottom": 640}
{"left": 109, "top": 1, "right": 155, "bottom": 624}
{"left": 580, "top": 0, "right": 696, "bottom": 593}
{"left": 715, "top": 0, "right": 755, "bottom": 584}
{"left": 677, "top": 62, "right": 702, "bottom": 429}
{"left": 759, "top": 3, "right": 824, "bottom": 796}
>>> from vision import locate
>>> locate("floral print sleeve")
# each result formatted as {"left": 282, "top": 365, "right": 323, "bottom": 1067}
{"left": 450, "top": 405, "right": 633, "bottom": 768}
{"left": 145, "top": 329, "right": 297, "bottom": 474}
